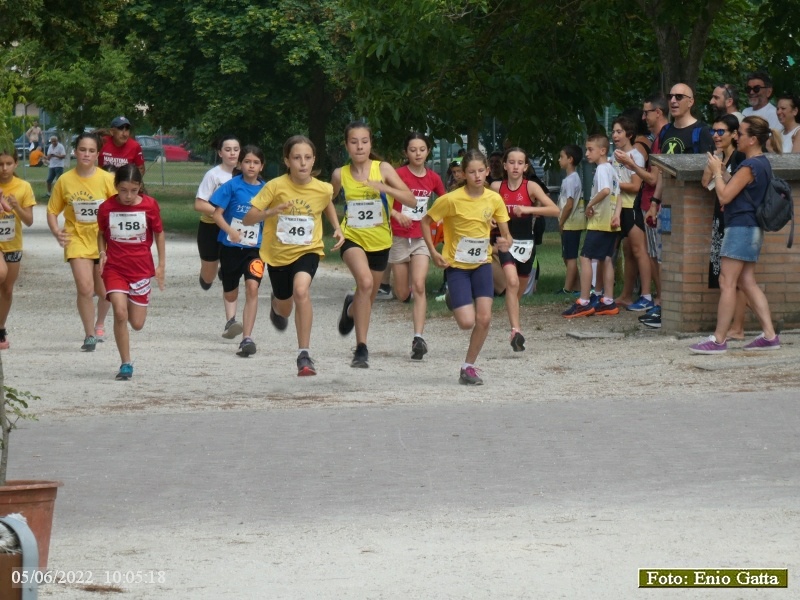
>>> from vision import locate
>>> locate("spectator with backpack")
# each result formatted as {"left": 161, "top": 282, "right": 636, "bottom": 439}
{"left": 690, "top": 116, "right": 781, "bottom": 354}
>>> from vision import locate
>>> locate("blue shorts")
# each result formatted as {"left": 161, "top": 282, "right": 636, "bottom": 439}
{"left": 581, "top": 230, "right": 618, "bottom": 260}
{"left": 446, "top": 263, "right": 493, "bottom": 309}
{"left": 720, "top": 226, "right": 763, "bottom": 262}
{"left": 561, "top": 230, "right": 583, "bottom": 260}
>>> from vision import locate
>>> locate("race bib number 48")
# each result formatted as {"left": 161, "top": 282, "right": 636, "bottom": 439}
{"left": 346, "top": 200, "right": 383, "bottom": 228}
{"left": 454, "top": 237, "right": 489, "bottom": 264}
{"left": 74, "top": 200, "right": 103, "bottom": 223}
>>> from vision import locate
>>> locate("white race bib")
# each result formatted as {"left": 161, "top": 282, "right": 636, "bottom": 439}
{"left": 228, "top": 217, "right": 259, "bottom": 246}
{"left": 276, "top": 215, "right": 314, "bottom": 246}
{"left": 509, "top": 239, "right": 534, "bottom": 263}
{"left": 109, "top": 211, "right": 147, "bottom": 242}
{"left": 0, "top": 216, "right": 15, "bottom": 242}
{"left": 73, "top": 200, "right": 103, "bottom": 223}
{"left": 454, "top": 237, "right": 489, "bottom": 264}
{"left": 401, "top": 196, "right": 428, "bottom": 221}
{"left": 346, "top": 200, "right": 383, "bottom": 228}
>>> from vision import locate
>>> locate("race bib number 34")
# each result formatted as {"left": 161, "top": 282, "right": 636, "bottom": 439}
{"left": 109, "top": 211, "right": 147, "bottom": 242}
{"left": 277, "top": 215, "right": 314, "bottom": 245}
{"left": 454, "top": 237, "right": 489, "bottom": 264}
{"left": 401, "top": 196, "right": 428, "bottom": 221}
{"left": 74, "top": 200, "right": 103, "bottom": 224}
{"left": 346, "top": 200, "right": 383, "bottom": 228}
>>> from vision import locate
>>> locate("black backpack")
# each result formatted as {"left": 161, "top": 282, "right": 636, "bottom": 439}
{"left": 745, "top": 174, "right": 795, "bottom": 248}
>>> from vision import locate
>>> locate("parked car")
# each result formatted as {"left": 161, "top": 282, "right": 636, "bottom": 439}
{"left": 135, "top": 135, "right": 191, "bottom": 162}
{"left": 152, "top": 135, "right": 205, "bottom": 162}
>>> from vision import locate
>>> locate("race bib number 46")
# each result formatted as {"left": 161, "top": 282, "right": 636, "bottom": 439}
{"left": 454, "top": 237, "right": 489, "bottom": 264}
{"left": 346, "top": 200, "right": 383, "bottom": 228}
{"left": 109, "top": 211, "right": 147, "bottom": 242}
{"left": 276, "top": 215, "right": 314, "bottom": 245}
{"left": 74, "top": 200, "right": 103, "bottom": 223}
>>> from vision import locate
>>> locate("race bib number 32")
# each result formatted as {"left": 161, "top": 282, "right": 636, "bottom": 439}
{"left": 346, "top": 200, "right": 383, "bottom": 228}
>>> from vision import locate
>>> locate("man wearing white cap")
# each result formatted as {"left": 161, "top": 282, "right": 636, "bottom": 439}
{"left": 98, "top": 116, "right": 145, "bottom": 175}
{"left": 45, "top": 135, "right": 66, "bottom": 197}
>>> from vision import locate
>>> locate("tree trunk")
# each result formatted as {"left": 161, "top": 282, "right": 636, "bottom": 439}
{"left": 307, "top": 69, "right": 336, "bottom": 178}
{"left": 0, "top": 353, "right": 7, "bottom": 487}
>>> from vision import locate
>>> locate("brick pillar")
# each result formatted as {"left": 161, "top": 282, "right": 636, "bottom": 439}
{"left": 651, "top": 154, "right": 800, "bottom": 333}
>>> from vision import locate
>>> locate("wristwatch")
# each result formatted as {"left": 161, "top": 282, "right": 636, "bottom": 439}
{"left": 652, "top": 197, "right": 662, "bottom": 205}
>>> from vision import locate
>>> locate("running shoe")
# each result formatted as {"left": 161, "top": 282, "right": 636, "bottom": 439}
{"left": 589, "top": 292, "right": 602, "bottom": 310}
{"left": 743, "top": 333, "right": 781, "bottom": 351}
{"left": 689, "top": 335, "right": 727, "bottom": 355}
{"left": 338, "top": 293, "right": 355, "bottom": 336}
{"left": 510, "top": 330, "right": 526, "bottom": 352}
{"left": 0, "top": 329, "right": 8, "bottom": 350}
{"left": 627, "top": 297, "right": 655, "bottom": 312}
{"left": 95, "top": 324, "right": 105, "bottom": 343}
{"left": 297, "top": 351, "right": 317, "bottom": 376}
{"left": 351, "top": 343, "right": 369, "bottom": 368}
{"left": 639, "top": 305, "right": 661, "bottom": 323}
{"left": 562, "top": 302, "right": 595, "bottom": 318}
{"left": 459, "top": 366, "right": 483, "bottom": 385}
{"left": 376, "top": 284, "right": 393, "bottom": 300}
{"left": 595, "top": 301, "right": 620, "bottom": 316}
{"left": 237, "top": 337, "right": 257, "bottom": 357}
{"left": 640, "top": 311, "right": 662, "bottom": 329}
{"left": 554, "top": 288, "right": 580, "bottom": 297}
{"left": 222, "top": 318, "right": 243, "bottom": 339}
{"left": 81, "top": 335, "right": 97, "bottom": 352}
{"left": 199, "top": 275, "right": 213, "bottom": 290}
{"left": 411, "top": 336, "right": 428, "bottom": 360}
{"left": 269, "top": 296, "right": 288, "bottom": 331}
{"left": 115, "top": 363, "right": 134, "bottom": 381}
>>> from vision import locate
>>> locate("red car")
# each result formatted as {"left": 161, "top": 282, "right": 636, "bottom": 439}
{"left": 136, "top": 135, "right": 190, "bottom": 162}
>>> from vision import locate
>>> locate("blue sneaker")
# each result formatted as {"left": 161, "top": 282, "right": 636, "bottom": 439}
{"left": 627, "top": 297, "right": 655, "bottom": 312}
{"left": 115, "top": 363, "right": 133, "bottom": 380}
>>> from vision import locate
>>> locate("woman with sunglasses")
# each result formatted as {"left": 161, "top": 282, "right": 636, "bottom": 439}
{"left": 691, "top": 116, "right": 781, "bottom": 354}
{"left": 776, "top": 94, "right": 800, "bottom": 153}
{"left": 700, "top": 114, "right": 749, "bottom": 338}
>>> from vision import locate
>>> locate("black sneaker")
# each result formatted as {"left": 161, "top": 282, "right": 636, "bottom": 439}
{"left": 351, "top": 343, "right": 369, "bottom": 368}
{"left": 510, "top": 330, "right": 526, "bottom": 352}
{"left": 638, "top": 305, "right": 661, "bottom": 322}
{"left": 270, "top": 296, "right": 288, "bottom": 331}
{"left": 338, "top": 293, "right": 355, "bottom": 336}
{"left": 236, "top": 337, "right": 257, "bottom": 357}
{"left": 640, "top": 313, "right": 662, "bottom": 329}
{"left": 297, "top": 351, "right": 317, "bottom": 376}
{"left": 222, "top": 318, "right": 243, "bottom": 339}
{"left": 411, "top": 337, "right": 428, "bottom": 360}
{"left": 81, "top": 335, "right": 97, "bottom": 352}
{"left": 199, "top": 275, "right": 212, "bottom": 290}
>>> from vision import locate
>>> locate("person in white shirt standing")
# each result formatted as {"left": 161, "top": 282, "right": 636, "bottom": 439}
{"left": 741, "top": 71, "right": 782, "bottom": 131}
{"left": 45, "top": 135, "right": 66, "bottom": 197}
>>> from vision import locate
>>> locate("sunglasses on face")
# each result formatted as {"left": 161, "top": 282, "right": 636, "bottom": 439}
{"left": 668, "top": 93, "right": 691, "bottom": 101}
{"left": 710, "top": 128, "right": 731, "bottom": 137}
{"left": 745, "top": 85, "right": 764, "bottom": 94}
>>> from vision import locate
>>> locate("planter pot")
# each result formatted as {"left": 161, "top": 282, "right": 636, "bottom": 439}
{"left": 0, "top": 480, "right": 63, "bottom": 569}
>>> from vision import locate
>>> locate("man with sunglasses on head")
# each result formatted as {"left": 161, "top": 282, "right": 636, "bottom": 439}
{"left": 98, "top": 116, "right": 145, "bottom": 176}
{"left": 741, "top": 71, "right": 782, "bottom": 131}
{"left": 709, "top": 84, "right": 745, "bottom": 123}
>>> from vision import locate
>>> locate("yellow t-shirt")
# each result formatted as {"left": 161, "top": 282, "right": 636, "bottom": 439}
{"left": 587, "top": 162, "right": 621, "bottom": 233}
{"left": 340, "top": 161, "right": 392, "bottom": 252}
{"left": 47, "top": 168, "right": 116, "bottom": 260}
{"left": 425, "top": 186, "right": 509, "bottom": 270}
{"left": 0, "top": 177, "right": 36, "bottom": 253}
{"left": 251, "top": 174, "right": 334, "bottom": 267}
